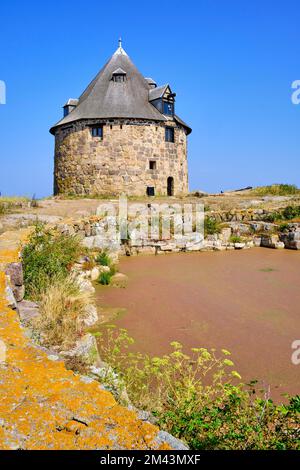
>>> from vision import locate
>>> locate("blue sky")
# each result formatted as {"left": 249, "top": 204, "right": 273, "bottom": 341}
{"left": 0, "top": 0, "right": 299, "bottom": 197}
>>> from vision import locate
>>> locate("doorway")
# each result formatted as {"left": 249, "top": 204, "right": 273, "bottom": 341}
{"left": 167, "top": 177, "right": 174, "bottom": 196}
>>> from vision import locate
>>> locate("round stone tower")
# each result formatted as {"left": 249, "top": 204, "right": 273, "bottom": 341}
{"left": 50, "top": 41, "right": 192, "bottom": 197}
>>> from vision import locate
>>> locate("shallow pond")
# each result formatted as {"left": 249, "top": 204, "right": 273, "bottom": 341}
{"left": 95, "top": 248, "right": 300, "bottom": 401}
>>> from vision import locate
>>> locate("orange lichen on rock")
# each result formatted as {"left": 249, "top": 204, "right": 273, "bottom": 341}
{"left": 0, "top": 229, "right": 171, "bottom": 450}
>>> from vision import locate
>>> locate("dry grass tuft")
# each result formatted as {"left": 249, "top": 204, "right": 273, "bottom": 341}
{"left": 34, "top": 276, "right": 92, "bottom": 350}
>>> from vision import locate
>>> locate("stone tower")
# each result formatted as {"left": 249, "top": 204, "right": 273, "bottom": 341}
{"left": 50, "top": 41, "right": 192, "bottom": 197}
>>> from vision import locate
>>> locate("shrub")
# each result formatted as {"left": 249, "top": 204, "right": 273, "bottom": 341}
{"left": 22, "top": 223, "right": 83, "bottom": 300}
{"left": 34, "top": 276, "right": 91, "bottom": 349}
{"left": 254, "top": 184, "right": 299, "bottom": 196}
{"left": 96, "top": 251, "right": 111, "bottom": 266}
{"left": 262, "top": 206, "right": 300, "bottom": 222}
{"left": 96, "top": 326, "right": 300, "bottom": 450}
{"left": 204, "top": 216, "right": 221, "bottom": 236}
{"left": 279, "top": 223, "right": 290, "bottom": 232}
{"left": 96, "top": 251, "right": 117, "bottom": 285}
{"left": 281, "top": 205, "right": 300, "bottom": 220}
{"left": 262, "top": 211, "right": 282, "bottom": 222}
{"left": 98, "top": 271, "right": 113, "bottom": 285}
{"left": 229, "top": 235, "right": 242, "bottom": 243}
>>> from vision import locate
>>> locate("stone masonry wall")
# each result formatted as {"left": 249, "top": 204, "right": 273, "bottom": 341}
{"left": 54, "top": 119, "right": 188, "bottom": 197}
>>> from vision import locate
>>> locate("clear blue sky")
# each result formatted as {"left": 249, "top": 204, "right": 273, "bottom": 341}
{"left": 0, "top": 0, "right": 299, "bottom": 197}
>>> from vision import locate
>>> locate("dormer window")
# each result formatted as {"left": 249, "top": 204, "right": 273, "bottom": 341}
{"left": 163, "top": 101, "right": 174, "bottom": 116}
{"left": 149, "top": 85, "right": 176, "bottom": 116}
{"left": 112, "top": 68, "right": 127, "bottom": 83}
{"left": 63, "top": 98, "right": 78, "bottom": 117}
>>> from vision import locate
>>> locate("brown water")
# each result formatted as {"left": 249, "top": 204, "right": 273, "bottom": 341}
{"left": 95, "top": 248, "right": 300, "bottom": 401}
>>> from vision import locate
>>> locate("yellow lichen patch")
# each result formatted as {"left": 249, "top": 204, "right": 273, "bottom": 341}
{"left": 0, "top": 249, "right": 19, "bottom": 264}
{"left": 0, "top": 229, "right": 171, "bottom": 450}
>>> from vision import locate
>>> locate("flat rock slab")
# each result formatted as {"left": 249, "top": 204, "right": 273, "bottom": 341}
{"left": 17, "top": 299, "right": 40, "bottom": 325}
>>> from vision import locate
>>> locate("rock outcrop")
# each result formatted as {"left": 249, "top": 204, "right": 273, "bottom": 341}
{"left": 0, "top": 229, "right": 185, "bottom": 450}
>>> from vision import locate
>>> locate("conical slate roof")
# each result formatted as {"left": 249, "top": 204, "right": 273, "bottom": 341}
{"left": 50, "top": 44, "right": 168, "bottom": 134}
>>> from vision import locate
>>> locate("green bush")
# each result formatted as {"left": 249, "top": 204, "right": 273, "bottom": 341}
{"left": 262, "top": 211, "right": 282, "bottom": 222}
{"left": 96, "top": 326, "right": 299, "bottom": 450}
{"left": 204, "top": 217, "right": 221, "bottom": 236}
{"left": 229, "top": 235, "right": 242, "bottom": 243}
{"left": 96, "top": 251, "right": 111, "bottom": 266}
{"left": 281, "top": 205, "right": 300, "bottom": 220}
{"left": 22, "top": 223, "right": 83, "bottom": 300}
{"left": 261, "top": 206, "right": 300, "bottom": 223}
{"left": 279, "top": 223, "right": 290, "bottom": 232}
{"left": 98, "top": 271, "right": 113, "bottom": 285}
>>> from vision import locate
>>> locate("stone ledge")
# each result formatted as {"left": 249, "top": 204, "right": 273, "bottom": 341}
{"left": 0, "top": 228, "right": 185, "bottom": 450}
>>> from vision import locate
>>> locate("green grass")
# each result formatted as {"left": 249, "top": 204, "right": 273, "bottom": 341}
{"left": 96, "top": 251, "right": 111, "bottom": 266}
{"left": 22, "top": 223, "right": 83, "bottom": 300}
{"left": 229, "top": 235, "right": 242, "bottom": 243}
{"left": 97, "top": 264, "right": 117, "bottom": 285}
{"left": 253, "top": 184, "right": 299, "bottom": 196}
{"left": 0, "top": 196, "right": 30, "bottom": 203}
{"left": 98, "top": 271, "right": 113, "bottom": 285}
{"left": 0, "top": 196, "right": 31, "bottom": 215}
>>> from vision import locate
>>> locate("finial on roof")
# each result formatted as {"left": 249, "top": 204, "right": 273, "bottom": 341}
{"left": 114, "top": 37, "right": 127, "bottom": 56}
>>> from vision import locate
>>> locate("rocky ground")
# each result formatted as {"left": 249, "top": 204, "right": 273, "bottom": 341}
{"left": 1, "top": 190, "right": 300, "bottom": 233}
{"left": 0, "top": 190, "right": 300, "bottom": 449}
{"left": 0, "top": 230, "right": 186, "bottom": 450}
